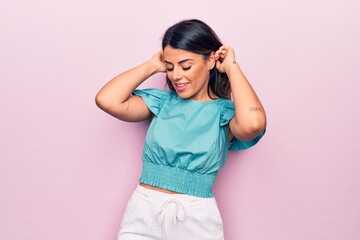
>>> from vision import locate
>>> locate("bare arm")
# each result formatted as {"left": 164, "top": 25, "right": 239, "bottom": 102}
{"left": 215, "top": 46, "right": 267, "bottom": 141}
{"left": 95, "top": 51, "right": 166, "bottom": 122}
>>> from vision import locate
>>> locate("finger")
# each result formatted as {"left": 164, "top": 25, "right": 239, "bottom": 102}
{"left": 215, "top": 50, "right": 223, "bottom": 59}
{"left": 216, "top": 60, "right": 222, "bottom": 69}
{"left": 216, "top": 60, "right": 225, "bottom": 73}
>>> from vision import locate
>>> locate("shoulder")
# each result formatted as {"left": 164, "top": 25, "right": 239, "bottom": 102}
{"left": 132, "top": 88, "right": 173, "bottom": 116}
{"left": 218, "top": 98, "right": 235, "bottom": 127}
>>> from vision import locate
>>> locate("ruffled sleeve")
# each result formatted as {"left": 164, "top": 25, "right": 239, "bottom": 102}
{"left": 220, "top": 100, "right": 266, "bottom": 151}
{"left": 132, "top": 88, "right": 169, "bottom": 116}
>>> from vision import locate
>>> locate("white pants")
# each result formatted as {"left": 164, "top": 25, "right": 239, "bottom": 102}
{"left": 117, "top": 185, "right": 224, "bottom": 240}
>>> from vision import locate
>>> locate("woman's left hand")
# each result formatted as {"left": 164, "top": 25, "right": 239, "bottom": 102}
{"left": 214, "top": 45, "right": 237, "bottom": 74}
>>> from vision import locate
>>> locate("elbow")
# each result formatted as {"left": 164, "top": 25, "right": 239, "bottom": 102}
{"left": 95, "top": 92, "right": 128, "bottom": 120}
{"left": 251, "top": 118, "right": 266, "bottom": 134}
{"left": 234, "top": 119, "right": 266, "bottom": 142}
{"left": 252, "top": 121, "right": 266, "bottom": 137}
{"left": 95, "top": 92, "right": 104, "bottom": 109}
{"left": 95, "top": 92, "right": 112, "bottom": 112}
{"left": 242, "top": 127, "right": 265, "bottom": 142}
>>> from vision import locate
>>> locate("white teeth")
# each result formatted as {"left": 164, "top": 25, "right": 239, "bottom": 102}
{"left": 176, "top": 83, "right": 187, "bottom": 87}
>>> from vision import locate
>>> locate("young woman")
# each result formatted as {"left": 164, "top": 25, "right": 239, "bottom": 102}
{"left": 96, "top": 19, "right": 266, "bottom": 240}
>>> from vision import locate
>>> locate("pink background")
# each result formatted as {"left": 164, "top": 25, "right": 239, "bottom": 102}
{"left": 1, "top": 0, "right": 359, "bottom": 239}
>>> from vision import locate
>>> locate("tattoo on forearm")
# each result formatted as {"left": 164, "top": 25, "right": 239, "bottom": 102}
{"left": 249, "top": 107, "right": 263, "bottom": 113}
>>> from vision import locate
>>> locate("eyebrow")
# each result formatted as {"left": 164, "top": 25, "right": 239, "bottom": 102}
{"left": 164, "top": 59, "right": 194, "bottom": 65}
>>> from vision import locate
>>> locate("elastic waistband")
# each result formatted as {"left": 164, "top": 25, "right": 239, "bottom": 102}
{"left": 139, "top": 161, "right": 217, "bottom": 198}
{"left": 134, "top": 184, "right": 216, "bottom": 207}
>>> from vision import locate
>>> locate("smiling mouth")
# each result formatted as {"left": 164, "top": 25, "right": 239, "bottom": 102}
{"left": 175, "top": 83, "right": 188, "bottom": 87}
{"left": 174, "top": 82, "right": 189, "bottom": 91}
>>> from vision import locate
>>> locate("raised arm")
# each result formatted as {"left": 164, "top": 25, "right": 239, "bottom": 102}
{"left": 215, "top": 45, "right": 267, "bottom": 141}
{"left": 95, "top": 51, "right": 166, "bottom": 122}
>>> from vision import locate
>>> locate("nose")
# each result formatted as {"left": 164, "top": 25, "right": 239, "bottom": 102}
{"left": 171, "top": 67, "right": 183, "bottom": 81}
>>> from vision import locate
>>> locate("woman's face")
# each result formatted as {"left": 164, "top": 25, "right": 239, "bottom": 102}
{"left": 163, "top": 46, "right": 215, "bottom": 101}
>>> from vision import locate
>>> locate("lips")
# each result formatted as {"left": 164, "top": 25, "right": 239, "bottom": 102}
{"left": 174, "top": 82, "right": 189, "bottom": 91}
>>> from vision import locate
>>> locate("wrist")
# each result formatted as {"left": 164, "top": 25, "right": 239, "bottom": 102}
{"left": 225, "top": 60, "right": 240, "bottom": 75}
{"left": 145, "top": 59, "right": 162, "bottom": 76}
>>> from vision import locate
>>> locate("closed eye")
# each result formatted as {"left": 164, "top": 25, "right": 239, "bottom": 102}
{"left": 167, "top": 66, "right": 191, "bottom": 72}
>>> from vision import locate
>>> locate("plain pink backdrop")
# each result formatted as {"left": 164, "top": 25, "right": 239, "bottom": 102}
{"left": 1, "top": 0, "right": 359, "bottom": 239}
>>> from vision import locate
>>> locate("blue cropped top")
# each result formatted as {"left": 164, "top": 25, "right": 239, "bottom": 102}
{"left": 133, "top": 88, "right": 265, "bottom": 198}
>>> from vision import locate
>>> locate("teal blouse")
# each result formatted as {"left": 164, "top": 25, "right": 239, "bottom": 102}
{"left": 133, "top": 88, "right": 265, "bottom": 198}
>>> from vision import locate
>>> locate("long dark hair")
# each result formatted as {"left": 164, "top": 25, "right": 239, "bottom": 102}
{"left": 162, "top": 19, "right": 231, "bottom": 100}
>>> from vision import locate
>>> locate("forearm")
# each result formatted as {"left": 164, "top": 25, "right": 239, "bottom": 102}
{"left": 96, "top": 60, "right": 158, "bottom": 110}
{"left": 227, "top": 63, "right": 267, "bottom": 140}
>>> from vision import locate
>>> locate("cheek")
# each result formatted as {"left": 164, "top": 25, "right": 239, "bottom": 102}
{"left": 187, "top": 66, "right": 208, "bottom": 81}
{"left": 194, "top": 68, "right": 210, "bottom": 83}
{"left": 166, "top": 72, "right": 174, "bottom": 81}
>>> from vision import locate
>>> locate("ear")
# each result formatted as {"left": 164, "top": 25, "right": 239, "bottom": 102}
{"left": 207, "top": 52, "right": 216, "bottom": 70}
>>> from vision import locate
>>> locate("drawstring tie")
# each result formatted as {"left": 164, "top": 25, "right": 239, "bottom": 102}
{"left": 155, "top": 198, "right": 186, "bottom": 240}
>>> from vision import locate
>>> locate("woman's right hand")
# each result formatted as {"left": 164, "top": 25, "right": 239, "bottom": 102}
{"left": 150, "top": 50, "right": 167, "bottom": 73}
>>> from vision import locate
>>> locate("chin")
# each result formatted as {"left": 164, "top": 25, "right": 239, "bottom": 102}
{"left": 175, "top": 91, "right": 192, "bottom": 99}
{"left": 175, "top": 91, "right": 187, "bottom": 98}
